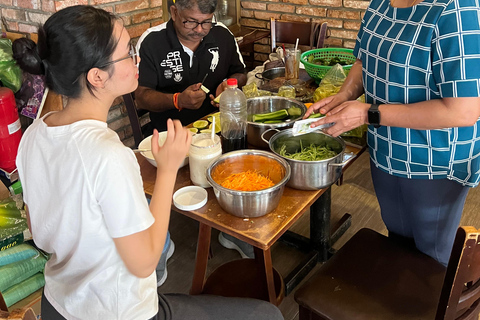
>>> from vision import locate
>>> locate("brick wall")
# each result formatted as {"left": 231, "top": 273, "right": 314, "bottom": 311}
{"left": 240, "top": 0, "right": 368, "bottom": 63}
{"left": 1, "top": 0, "right": 368, "bottom": 146}
{"left": 1, "top": 0, "right": 164, "bottom": 147}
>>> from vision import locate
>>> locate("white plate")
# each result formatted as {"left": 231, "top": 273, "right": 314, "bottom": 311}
{"left": 138, "top": 133, "right": 189, "bottom": 168}
{"left": 173, "top": 186, "right": 208, "bottom": 211}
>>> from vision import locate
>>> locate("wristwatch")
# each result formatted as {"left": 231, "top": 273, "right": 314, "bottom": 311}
{"left": 368, "top": 104, "right": 381, "bottom": 128}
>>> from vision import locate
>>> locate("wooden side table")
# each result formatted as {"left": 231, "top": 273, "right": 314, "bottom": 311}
{"left": 234, "top": 27, "right": 270, "bottom": 69}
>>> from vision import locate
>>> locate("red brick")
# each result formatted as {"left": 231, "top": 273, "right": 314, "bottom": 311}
{"left": 2, "top": 8, "right": 26, "bottom": 20}
{"left": 18, "top": 23, "right": 38, "bottom": 33}
{"left": 296, "top": 7, "right": 327, "bottom": 17}
{"left": 55, "top": 0, "right": 88, "bottom": 11}
{"left": 327, "top": 9, "right": 361, "bottom": 20}
{"left": 267, "top": 3, "right": 295, "bottom": 13}
{"left": 279, "top": 14, "right": 310, "bottom": 23}
{"left": 325, "top": 37, "right": 343, "bottom": 47}
{"left": 126, "top": 22, "right": 150, "bottom": 38}
{"left": 254, "top": 43, "right": 270, "bottom": 54}
{"left": 0, "top": 0, "right": 13, "bottom": 6}
{"left": 241, "top": 9, "right": 254, "bottom": 18}
{"left": 102, "top": 6, "right": 115, "bottom": 13}
{"left": 151, "top": 0, "right": 164, "bottom": 10}
{"left": 241, "top": 1, "right": 266, "bottom": 10}
{"left": 255, "top": 11, "right": 281, "bottom": 21}
{"left": 41, "top": 0, "right": 56, "bottom": 12}
{"left": 132, "top": 8, "right": 162, "bottom": 24}
{"left": 284, "top": 0, "right": 308, "bottom": 4}
{"left": 115, "top": 0, "right": 149, "bottom": 14}
{"left": 240, "top": 18, "right": 268, "bottom": 29}
{"left": 93, "top": 0, "right": 118, "bottom": 5}
{"left": 310, "top": 0, "right": 342, "bottom": 6}
{"left": 329, "top": 28, "right": 358, "bottom": 40}
{"left": 344, "top": 0, "right": 370, "bottom": 10}
{"left": 27, "top": 12, "right": 50, "bottom": 24}
{"left": 4, "top": 20, "right": 18, "bottom": 32}
{"left": 15, "top": 0, "right": 40, "bottom": 10}
{"left": 312, "top": 18, "right": 343, "bottom": 29}
{"left": 343, "top": 40, "right": 356, "bottom": 49}
{"left": 120, "top": 15, "right": 132, "bottom": 26}
{"left": 344, "top": 21, "right": 361, "bottom": 31}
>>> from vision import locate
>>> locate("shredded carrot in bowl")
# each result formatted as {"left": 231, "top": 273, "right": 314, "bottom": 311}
{"left": 220, "top": 170, "right": 275, "bottom": 191}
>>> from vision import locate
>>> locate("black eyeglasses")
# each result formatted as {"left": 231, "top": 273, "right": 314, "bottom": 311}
{"left": 97, "top": 44, "right": 138, "bottom": 68}
{"left": 182, "top": 20, "right": 216, "bottom": 30}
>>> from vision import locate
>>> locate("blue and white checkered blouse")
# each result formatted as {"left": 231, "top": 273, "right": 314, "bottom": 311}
{"left": 353, "top": 0, "right": 480, "bottom": 187}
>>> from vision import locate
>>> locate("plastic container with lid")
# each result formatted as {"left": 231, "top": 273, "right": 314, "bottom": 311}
{"left": 189, "top": 133, "right": 222, "bottom": 188}
{"left": 219, "top": 78, "right": 247, "bottom": 153}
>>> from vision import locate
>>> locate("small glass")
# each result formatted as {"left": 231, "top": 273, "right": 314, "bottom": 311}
{"left": 284, "top": 48, "right": 301, "bottom": 80}
{"left": 189, "top": 133, "right": 222, "bottom": 188}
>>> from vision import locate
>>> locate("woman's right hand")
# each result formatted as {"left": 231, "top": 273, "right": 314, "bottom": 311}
{"left": 303, "top": 91, "right": 350, "bottom": 119}
{"left": 151, "top": 119, "right": 191, "bottom": 173}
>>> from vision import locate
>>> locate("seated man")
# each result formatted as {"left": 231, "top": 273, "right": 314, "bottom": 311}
{"left": 135, "top": 0, "right": 247, "bottom": 132}
{"left": 136, "top": 0, "right": 252, "bottom": 286}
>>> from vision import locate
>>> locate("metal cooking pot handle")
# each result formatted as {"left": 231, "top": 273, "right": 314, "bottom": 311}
{"left": 255, "top": 72, "right": 264, "bottom": 80}
{"left": 329, "top": 152, "right": 356, "bottom": 168}
{"left": 261, "top": 128, "right": 281, "bottom": 144}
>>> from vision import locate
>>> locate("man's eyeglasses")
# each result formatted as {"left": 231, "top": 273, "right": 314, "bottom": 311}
{"left": 98, "top": 44, "right": 138, "bottom": 68}
{"left": 182, "top": 19, "right": 216, "bottom": 30}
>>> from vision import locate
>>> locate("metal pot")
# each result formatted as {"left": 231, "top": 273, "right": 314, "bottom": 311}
{"left": 206, "top": 149, "right": 291, "bottom": 218}
{"left": 255, "top": 67, "right": 285, "bottom": 82}
{"left": 261, "top": 129, "right": 356, "bottom": 190}
{"left": 247, "top": 96, "right": 307, "bottom": 149}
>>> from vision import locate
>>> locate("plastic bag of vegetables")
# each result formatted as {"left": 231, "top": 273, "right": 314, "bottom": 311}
{"left": 312, "top": 64, "right": 346, "bottom": 103}
{"left": 0, "top": 39, "right": 22, "bottom": 93}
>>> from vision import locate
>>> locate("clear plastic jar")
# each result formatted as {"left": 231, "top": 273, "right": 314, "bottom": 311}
{"left": 189, "top": 133, "right": 222, "bottom": 188}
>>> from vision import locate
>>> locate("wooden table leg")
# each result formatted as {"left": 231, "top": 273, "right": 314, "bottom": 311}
{"left": 254, "top": 246, "right": 278, "bottom": 305}
{"left": 190, "top": 223, "right": 211, "bottom": 295}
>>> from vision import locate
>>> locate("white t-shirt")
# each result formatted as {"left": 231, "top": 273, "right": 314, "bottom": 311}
{"left": 16, "top": 114, "right": 158, "bottom": 320}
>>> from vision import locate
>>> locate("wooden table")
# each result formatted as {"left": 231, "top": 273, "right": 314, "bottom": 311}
{"left": 136, "top": 142, "right": 365, "bottom": 305}
{"left": 234, "top": 27, "right": 270, "bottom": 69}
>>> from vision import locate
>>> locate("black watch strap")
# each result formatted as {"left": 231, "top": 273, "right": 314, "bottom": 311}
{"left": 368, "top": 104, "right": 381, "bottom": 128}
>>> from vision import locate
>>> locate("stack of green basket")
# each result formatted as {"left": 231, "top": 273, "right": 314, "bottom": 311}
{"left": 301, "top": 48, "right": 356, "bottom": 83}
{"left": 0, "top": 243, "right": 47, "bottom": 307}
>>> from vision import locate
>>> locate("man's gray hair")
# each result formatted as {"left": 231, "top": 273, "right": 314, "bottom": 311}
{"left": 167, "top": 0, "right": 217, "bottom": 14}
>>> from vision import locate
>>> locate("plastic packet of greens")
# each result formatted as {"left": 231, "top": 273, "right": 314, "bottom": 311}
{"left": 313, "top": 64, "right": 347, "bottom": 103}
{"left": 0, "top": 39, "right": 22, "bottom": 92}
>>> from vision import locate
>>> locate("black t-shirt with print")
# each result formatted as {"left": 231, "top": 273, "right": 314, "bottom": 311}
{"left": 138, "top": 20, "right": 246, "bottom": 131}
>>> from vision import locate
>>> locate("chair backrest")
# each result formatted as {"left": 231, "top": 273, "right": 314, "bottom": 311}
{"left": 123, "top": 93, "right": 143, "bottom": 148}
{"left": 270, "top": 18, "right": 328, "bottom": 52}
{"left": 436, "top": 226, "right": 480, "bottom": 320}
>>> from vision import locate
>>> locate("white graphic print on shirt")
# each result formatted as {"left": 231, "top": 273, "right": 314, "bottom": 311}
{"left": 208, "top": 47, "right": 219, "bottom": 72}
{"left": 161, "top": 51, "right": 183, "bottom": 82}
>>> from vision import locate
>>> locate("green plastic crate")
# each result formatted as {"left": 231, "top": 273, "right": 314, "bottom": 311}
{"left": 301, "top": 48, "right": 356, "bottom": 83}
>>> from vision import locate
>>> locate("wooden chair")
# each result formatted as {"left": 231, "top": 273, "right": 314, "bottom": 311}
{"left": 122, "top": 93, "right": 152, "bottom": 148}
{"left": 270, "top": 18, "right": 328, "bottom": 52}
{"left": 294, "top": 226, "right": 480, "bottom": 320}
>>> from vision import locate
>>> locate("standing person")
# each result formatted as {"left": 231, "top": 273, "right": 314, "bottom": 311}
{"left": 135, "top": 0, "right": 247, "bottom": 133}
{"left": 305, "top": 0, "right": 480, "bottom": 266}
{"left": 14, "top": 5, "right": 283, "bottom": 320}
{"left": 135, "top": 0, "right": 252, "bottom": 261}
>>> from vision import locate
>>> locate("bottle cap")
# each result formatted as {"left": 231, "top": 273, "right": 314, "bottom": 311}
{"left": 8, "top": 180, "right": 22, "bottom": 195}
{"left": 226, "top": 78, "right": 237, "bottom": 86}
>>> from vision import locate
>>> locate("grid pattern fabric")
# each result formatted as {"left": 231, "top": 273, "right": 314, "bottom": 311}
{"left": 353, "top": 0, "right": 480, "bottom": 186}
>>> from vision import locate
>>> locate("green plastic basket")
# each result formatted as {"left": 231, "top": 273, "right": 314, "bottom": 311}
{"left": 301, "top": 48, "right": 356, "bottom": 83}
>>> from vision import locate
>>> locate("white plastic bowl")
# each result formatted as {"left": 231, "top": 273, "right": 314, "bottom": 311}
{"left": 138, "top": 133, "right": 189, "bottom": 168}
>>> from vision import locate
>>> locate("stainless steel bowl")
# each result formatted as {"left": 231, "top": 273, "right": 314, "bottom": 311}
{"left": 247, "top": 96, "right": 307, "bottom": 149}
{"left": 206, "top": 149, "right": 291, "bottom": 218}
{"left": 262, "top": 129, "right": 355, "bottom": 190}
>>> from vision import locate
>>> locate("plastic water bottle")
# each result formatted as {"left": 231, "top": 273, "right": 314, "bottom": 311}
{"left": 219, "top": 78, "right": 247, "bottom": 153}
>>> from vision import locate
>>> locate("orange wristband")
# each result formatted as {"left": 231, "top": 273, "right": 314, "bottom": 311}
{"left": 173, "top": 93, "right": 182, "bottom": 111}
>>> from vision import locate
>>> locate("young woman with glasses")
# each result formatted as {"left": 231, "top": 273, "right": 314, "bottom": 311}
{"left": 13, "top": 5, "right": 282, "bottom": 320}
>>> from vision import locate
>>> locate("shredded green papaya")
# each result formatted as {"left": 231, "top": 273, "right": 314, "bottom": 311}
{"left": 278, "top": 141, "right": 337, "bottom": 161}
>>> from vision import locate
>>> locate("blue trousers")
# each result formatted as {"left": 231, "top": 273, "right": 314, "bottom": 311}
{"left": 370, "top": 161, "right": 469, "bottom": 266}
